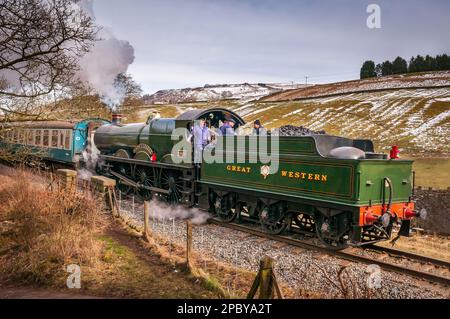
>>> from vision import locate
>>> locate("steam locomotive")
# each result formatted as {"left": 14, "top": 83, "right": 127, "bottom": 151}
{"left": 0, "top": 108, "right": 424, "bottom": 249}
{"left": 91, "top": 108, "right": 423, "bottom": 249}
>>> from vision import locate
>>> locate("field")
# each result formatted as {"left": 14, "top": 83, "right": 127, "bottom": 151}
{"left": 411, "top": 158, "right": 450, "bottom": 189}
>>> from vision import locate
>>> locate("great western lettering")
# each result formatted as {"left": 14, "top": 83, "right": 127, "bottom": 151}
{"left": 281, "top": 170, "right": 327, "bottom": 182}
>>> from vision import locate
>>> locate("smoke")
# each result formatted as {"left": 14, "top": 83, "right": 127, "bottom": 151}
{"left": 78, "top": 131, "right": 101, "bottom": 180}
{"left": 76, "top": 0, "right": 135, "bottom": 110}
{"left": 149, "top": 199, "right": 211, "bottom": 225}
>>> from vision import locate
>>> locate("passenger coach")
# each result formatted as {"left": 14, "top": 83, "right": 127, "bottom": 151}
{"left": 0, "top": 118, "right": 109, "bottom": 166}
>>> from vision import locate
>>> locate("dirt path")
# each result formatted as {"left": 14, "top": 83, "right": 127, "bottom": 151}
{"left": 0, "top": 286, "right": 101, "bottom": 299}
{"left": 0, "top": 221, "right": 218, "bottom": 299}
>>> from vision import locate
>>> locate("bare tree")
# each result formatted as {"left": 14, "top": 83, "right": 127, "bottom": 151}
{"left": 0, "top": 0, "right": 97, "bottom": 117}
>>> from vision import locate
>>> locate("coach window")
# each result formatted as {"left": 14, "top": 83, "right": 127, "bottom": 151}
{"left": 64, "top": 130, "right": 72, "bottom": 150}
{"left": 18, "top": 129, "right": 24, "bottom": 144}
{"left": 43, "top": 130, "right": 49, "bottom": 147}
{"left": 27, "top": 129, "right": 34, "bottom": 145}
{"left": 35, "top": 130, "right": 42, "bottom": 146}
{"left": 58, "top": 130, "right": 65, "bottom": 149}
{"left": 51, "top": 130, "right": 58, "bottom": 148}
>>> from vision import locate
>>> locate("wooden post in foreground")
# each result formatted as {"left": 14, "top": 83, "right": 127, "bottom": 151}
{"left": 143, "top": 200, "right": 151, "bottom": 241}
{"left": 247, "top": 256, "right": 283, "bottom": 299}
{"left": 186, "top": 220, "right": 193, "bottom": 268}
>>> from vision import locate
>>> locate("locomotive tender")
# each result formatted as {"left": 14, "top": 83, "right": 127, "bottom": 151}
{"left": 94, "top": 108, "right": 422, "bottom": 249}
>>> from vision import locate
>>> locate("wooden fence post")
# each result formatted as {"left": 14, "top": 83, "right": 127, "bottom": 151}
{"left": 186, "top": 220, "right": 193, "bottom": 269}
{"left": 247, "top": 256, "right": 283, "bottom": 299}
{"left": 144, "top": 201, "right": 151, "bottom": 241}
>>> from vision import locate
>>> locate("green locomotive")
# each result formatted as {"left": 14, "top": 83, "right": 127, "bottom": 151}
{"left": 94, "top": 108, "right": 423, "bottom": 249}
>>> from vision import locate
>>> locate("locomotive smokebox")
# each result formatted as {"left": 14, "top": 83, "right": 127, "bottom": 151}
{"left": 111, "top": 113, "right": 123, "bottom": 125}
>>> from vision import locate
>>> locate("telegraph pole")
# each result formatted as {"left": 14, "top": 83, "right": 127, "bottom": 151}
{"left": 305, "top": 76, "right": 309, "bottom": 86}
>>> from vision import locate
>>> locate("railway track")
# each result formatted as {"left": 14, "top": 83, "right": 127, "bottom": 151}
{"left": 208, "top": 218, "right": 450, "bottom": 287}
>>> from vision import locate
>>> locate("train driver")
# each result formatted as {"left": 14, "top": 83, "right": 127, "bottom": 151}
{"left": 219, "top": 119, "right": 236, "bottom": 135}
{"left": 252, "top": 119, "right": 267, "bottom": 136}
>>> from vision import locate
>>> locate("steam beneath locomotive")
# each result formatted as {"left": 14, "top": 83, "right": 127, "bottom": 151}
{"left": 147, "top": 199, "right": 210, "bottom": 225}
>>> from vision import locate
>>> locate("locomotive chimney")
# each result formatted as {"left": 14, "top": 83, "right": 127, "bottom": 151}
{"left": 111, "top": 113, "right": 123, "bottom": 125}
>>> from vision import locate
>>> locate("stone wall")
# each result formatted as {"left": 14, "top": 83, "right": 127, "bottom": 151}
{"left": 413, "top": 187, "right": 450, "bottom": 235}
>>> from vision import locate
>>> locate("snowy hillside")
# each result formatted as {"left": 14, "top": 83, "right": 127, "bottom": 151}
{"left": 262, "top": 71, "right": 450, "bottom": 102}
{"left": 140, "top": 86, "right": 450, "bottom": 156}
{"left": 239, "top": 88, "right": 450, "bottom": 156}
{"left": 143, "top": 83, "right": 303, "bottom": 104}
{"left": 137, "top": 72, "right": 450, "bottom": 156}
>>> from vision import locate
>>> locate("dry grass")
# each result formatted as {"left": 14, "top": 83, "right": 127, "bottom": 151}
{"left": 117, "top": 214, "right": 312, "bottom": 299}
{"left": 0, "top": 169, "right": 224, "bottom": 298}
{"left": 377, "top": 233, "right": 450, "bottom": 262}
{"left": 411, "top": 157, "right": 450, "bottom": 189}
{"left": 0, "top": 170, "right": 107, "bottom": 286}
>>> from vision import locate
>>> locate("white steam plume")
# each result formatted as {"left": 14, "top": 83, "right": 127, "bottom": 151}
{"left": 76, "top": 0, "right": 135, "bottom": 110}
{"left": 149, "top": 199, "right": 211, "bottom": 225}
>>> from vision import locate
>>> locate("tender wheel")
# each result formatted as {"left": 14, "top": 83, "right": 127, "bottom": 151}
{"left": 212, "top": 194, "right": 240, "bottom": 222}
{"left": 258, "top": 203, "right": 289, "bottom": 235}
{"left": 314, "top": 212, "right": 350, "bottom": 250}
{"left": 292, "top": 213, "right": 316, "bottom": 233}
{"left": 160, "top": 170, "right": 183, "bottom": 204}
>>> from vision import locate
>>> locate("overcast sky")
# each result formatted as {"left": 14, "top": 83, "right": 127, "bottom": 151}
{"left": 93, "top": 0, "right": 450, "bottom": 94}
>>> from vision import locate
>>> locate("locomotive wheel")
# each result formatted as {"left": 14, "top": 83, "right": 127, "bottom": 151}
{"left": 314, "top": 213, "right": 349, "bottom": 250}
{"left": 116, "top": 163, "right": 133, "bottom": 195}
{"left": 134, "top": 166, "right": 155, "bottom": 200}
{"left": 133, "top": 152, "right": 156, "bottom": 200}
{"left": 160, "top": 170, "right": 183, "bottom": 204}
{"left": 292, "top": 213, "right": 316, "bottom": 233}
{"left": 113, "top": 149, "right": 133, "bottom": 195}
{"left": 258, "top": 204, "right": 289, "bottom": 235}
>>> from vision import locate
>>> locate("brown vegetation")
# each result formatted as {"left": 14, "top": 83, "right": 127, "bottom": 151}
{"left": 0, "top": 171, "right": 219, "bottom": 298}
{"left": 0, "top": 171, "right": 106, "bottom": 285}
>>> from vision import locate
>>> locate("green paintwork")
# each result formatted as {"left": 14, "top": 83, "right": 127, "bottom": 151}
{"left": 357, "top": 160, "right": 413, "bottom": 205}
{"left": 200, "top": 136, "right": 413, "bottom": 209}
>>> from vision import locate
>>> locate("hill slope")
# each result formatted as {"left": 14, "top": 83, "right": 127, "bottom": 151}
{"left": 261, "top": 71, "right": 450, "bottom": 102}
{"left": 137, "top": 72, "right": 450, "bottom": 156}
{"left": 143, "top": 83, "right": 302, "bottom": 104}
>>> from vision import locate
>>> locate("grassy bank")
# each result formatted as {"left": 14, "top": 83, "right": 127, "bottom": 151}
{"left": 0, "top": 170, "right": 220, "bottom": 298}
{"left": 412, "top": 158, "right": 450, "bottom": 189}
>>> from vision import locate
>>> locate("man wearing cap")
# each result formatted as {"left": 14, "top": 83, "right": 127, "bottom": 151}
{"left": 219, "top": 119, "right": 236, "bottom": 136}
{"left": 252, "top": 119, "right": 266, "bottom": 136}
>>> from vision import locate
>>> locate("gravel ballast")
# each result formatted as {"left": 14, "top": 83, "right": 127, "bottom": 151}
{"left": 118, "top": 198, "right": 448, "bottom": 299}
